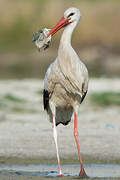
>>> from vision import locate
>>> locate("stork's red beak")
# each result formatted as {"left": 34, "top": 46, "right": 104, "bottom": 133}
{"left": 47, "top": 17, "right": 70, "bottom": 38}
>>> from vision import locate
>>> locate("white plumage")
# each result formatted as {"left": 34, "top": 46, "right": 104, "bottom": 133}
{"left": 43, "top": 7, "right": 89, "bottom": 177}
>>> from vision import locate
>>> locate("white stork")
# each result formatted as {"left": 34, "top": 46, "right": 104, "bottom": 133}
{"left": 43, "top": 7, "right": 88, "bottom": 177}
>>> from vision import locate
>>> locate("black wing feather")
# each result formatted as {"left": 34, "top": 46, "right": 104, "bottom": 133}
{"left": 43, "top": 89, "right": 49, "bottom": 111}
{"left": 80, "top": 91, "right": 87, "bottom": 104}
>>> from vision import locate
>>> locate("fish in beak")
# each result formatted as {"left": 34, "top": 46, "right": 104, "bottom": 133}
{"left": 32, "top": 29, "right": 43, "bottom": 42}
{"left": 32, "top": 28, "right": 51, "bottom": 50}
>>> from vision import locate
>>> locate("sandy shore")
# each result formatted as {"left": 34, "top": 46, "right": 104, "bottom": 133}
{"left": 0, "top": 78, "right": 120, "bottom": 162}
{"left": 0, "top": 78, "right": 120, "bottom": 179}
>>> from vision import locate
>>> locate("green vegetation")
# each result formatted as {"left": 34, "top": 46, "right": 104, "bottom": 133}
{"left": 0, "top": 94, "right": 25, "bottom": 110}
{"left": 0, "top": 100, "right": 7, "bottom": 108}
{"left": 0, "top": 93, "right": 39, "bottom": 113}
{"left": 90, "top": 92, "right": 120, "bottom": 106}
{"left": 11, "top": 106, "right": 38, "bottom": 113}
{"left": 4, "top": 94, "right": 26, "bottom": 103}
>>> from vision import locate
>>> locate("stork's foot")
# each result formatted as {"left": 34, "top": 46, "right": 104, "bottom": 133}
{"left": 79, "top": 168, "right": 88, "bottom": 178}
{"left": 59, "top": 173, "right": 64, "bottom": 177}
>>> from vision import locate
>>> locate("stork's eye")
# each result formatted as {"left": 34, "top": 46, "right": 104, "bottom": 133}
{"left": 67, "top": 12, "right": 75, "bottom": 18}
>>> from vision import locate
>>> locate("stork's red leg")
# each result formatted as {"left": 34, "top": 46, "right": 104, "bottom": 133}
{"left": 74, "top": 113, "right": 88, "bottom": 178}
{"left": 52, "top": 114, "right": 64, "bottom": 177}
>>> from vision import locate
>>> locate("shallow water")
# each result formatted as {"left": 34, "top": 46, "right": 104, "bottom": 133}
{"left": 0, "top": 163, "right": 120, "bottom": 178}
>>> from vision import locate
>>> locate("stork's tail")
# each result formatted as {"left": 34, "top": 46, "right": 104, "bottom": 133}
{"left": 49, "top": 106, "right": 73, "bottom": 126}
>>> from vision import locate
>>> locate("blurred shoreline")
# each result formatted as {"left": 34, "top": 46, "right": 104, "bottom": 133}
{"left": 0, "top": 46, "right": 120, "bottom": 79}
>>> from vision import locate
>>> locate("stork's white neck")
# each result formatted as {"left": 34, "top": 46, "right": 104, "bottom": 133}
{"left": 58, "top": 21, "right": 77, "bottom": 55}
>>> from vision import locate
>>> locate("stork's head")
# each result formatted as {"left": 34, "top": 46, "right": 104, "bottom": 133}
{"left": 47, "top": 7, "right": 81, "bottom": 37}
{"left": 64, "top": 7, "right": 81, "bottom": 24}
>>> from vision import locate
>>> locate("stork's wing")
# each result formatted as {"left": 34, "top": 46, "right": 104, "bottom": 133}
{"left": 80, "top": 90, "right": 87, "bottom": 104}
{"left": 43, "top": 60, "right": 57, "bottom": 111}
{"left": 43, "top": 89, "right": 49, "bottom": 112}
{"left": 58, "top": 49, "right": 89, "bottom": 98}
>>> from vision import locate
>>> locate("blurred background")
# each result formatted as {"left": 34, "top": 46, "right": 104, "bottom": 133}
{"left": 0, "top": 0, "right": 120, "bottom": 79}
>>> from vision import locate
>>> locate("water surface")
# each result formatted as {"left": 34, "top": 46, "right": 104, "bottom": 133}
{"left": 0, "top": 163, "right": 120, "bottom": 178}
